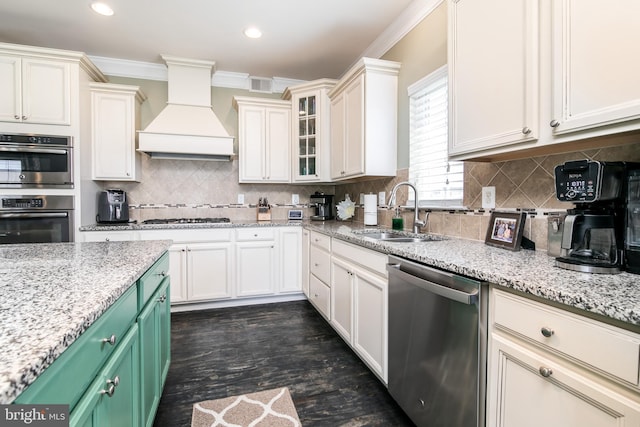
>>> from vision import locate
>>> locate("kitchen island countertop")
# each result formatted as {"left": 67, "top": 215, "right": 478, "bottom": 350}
{"left": 0, "top": 239, "right": 172, "bottom": 404}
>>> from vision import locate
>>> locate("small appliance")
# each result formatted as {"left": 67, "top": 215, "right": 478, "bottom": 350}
{"left": 626, "top": 168, "right": 640, "bottom": 273}
{"left": 97, "top": 189, "right": 129, "bottom": 223}
{"left": 310, "top": 192, "right": 334, "bottom": 221}
{"left": 554, "top": 160, "right": 628, "bottom": 274}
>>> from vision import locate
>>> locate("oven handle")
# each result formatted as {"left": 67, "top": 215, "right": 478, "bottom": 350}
{"left": 0, "top": 146, "right": 69, "bottom": 155}
{"left": 0, "top": 212, "right": 69, "bottom": 219}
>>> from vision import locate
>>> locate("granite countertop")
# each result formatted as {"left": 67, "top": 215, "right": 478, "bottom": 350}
{"left": 304, "top": 221, "right": 640, "bottom": 329}
{"left": 0, "top": 240, "right": 172, "bottom": 404}
{"left": 79, "top": 219, "right": 303, "bottom": 232}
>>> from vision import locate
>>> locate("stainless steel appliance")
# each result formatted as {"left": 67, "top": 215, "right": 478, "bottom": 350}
{"left": 0, "top": 133, "right": 73, "bottom": 188}
{"left": 310, "top": 192, "right": 334, "bottom": 221}
{"left": 387, "top": 255, "right": 488, "bottom": 427}
{"left": 0, "top": 195, "right": 74, "bottom": 244}
{"left": 554, "top": 160, "right": 628, "bottom": 274}
{"left": 626, "top": 168, "right": 640, "bottom": 273}
{"left": 97, "top": 189, "right": 129, "bottom": 223}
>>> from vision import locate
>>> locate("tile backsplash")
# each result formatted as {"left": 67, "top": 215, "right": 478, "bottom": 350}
{"left": 99, "top": 141, "right": 640, "bottom": 252}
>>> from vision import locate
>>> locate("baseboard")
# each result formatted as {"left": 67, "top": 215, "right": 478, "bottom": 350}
{"left": 170, "top": 293, "right": 307, "bottom": 313}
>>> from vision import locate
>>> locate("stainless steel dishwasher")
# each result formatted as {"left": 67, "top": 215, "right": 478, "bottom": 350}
{"left": 387, "top": 255, "right": 488, "bottom": 427}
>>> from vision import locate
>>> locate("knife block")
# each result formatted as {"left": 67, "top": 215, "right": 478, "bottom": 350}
{"left": 257, "top": 206, "right": 271, "bottom": 221}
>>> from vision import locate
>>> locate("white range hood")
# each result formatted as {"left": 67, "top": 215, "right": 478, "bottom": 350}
{"left": 138, "top": 55, "right": 235, "bottom": 161}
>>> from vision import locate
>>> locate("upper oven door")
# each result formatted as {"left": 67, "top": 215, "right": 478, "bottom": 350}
{"left": 0, "top": 144, "right": 73, "bottom": 188}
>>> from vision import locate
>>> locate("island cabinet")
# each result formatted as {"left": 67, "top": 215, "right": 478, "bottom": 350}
{"left": 448, "top": 0, "right": 640, "bottom": 161}
{"left": 330, "top": 239, "right": 388, "bottom": 383}
{"left": 233, "top": 96, "right": 291, "bottom": 183}
{"left": 15, "top": 252, "right": 171, "bottom": 427}
{"left": 487, "top": 288, "right": 640, "bottom": 427}
{"left": 90, "top": 83, "right": 146, "bottom": 181}
{"left": 328, "top": 57, "right": 400, "bottom": 181}
{"left": 282, "top": 79, "right": 337, "bottom": 183}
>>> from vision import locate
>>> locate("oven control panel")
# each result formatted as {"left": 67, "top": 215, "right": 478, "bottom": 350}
{"left": 2, "top": 198, "right": 44, "bottom": 209}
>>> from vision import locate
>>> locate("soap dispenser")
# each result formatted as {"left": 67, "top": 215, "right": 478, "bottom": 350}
{"left": 392, "top": 207, "right": 404, "bottom": 231}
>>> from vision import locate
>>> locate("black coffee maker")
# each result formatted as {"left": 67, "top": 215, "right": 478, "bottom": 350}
{"left": 626, "top": 168, "right": 640, "bottom": 273}
{"left": 554, "top": 160, "right": 627, "bottom": 274}
{"left": 310, "top": 192, "right": 334, "bottom": 221}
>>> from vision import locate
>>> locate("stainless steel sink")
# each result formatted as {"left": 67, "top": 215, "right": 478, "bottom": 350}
{"left": 356, "top": 230, "right": 444, "bottom": 243}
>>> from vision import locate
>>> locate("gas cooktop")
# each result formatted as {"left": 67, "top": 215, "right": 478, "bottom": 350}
{"left": 142, "top": 217, "right": 231, "bottom": 225}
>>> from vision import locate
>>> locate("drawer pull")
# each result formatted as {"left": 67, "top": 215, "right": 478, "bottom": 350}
{"left": 540, "top": 327, "right": 554, "bottom": 338}
{"left": 101, "top": 384, "right": 115, "bottom": 397}
{"left": 156, "top": 271, "right": 167, "bottom": 277}
{"left": 539, "top": 367, "right": 553, "bottom": 378}
{"left": 157, "top": 294, "right": 167, "bottom": 303}
{"left": 102, "top": 335, "right": 117, "bottom": 346}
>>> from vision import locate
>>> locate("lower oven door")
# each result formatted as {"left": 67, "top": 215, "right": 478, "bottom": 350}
{"left": 0, "top": 211, "right": 73, "bottom": 244}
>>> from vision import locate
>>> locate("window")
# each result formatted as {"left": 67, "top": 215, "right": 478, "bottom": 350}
{"left": 408, "top": 65, "right": 463, "bottom": 207}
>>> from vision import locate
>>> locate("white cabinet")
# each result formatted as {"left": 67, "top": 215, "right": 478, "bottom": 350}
{"left": 328, "top": 58, "right": 400, "bottom": 181}
{"left": 279, "top": 227, "right": 302, "bottom": 293}
{"left": 448, "top": 0, "right": 640, "bottom": 161}
{"left": 329, "top": 238, "right": 388, "bottom": 383}
{"left": 301, "top": 229, "right": 310, "bottom": 297}
{"left": 90, "top": 83, "right": 146, "bottom": 181}
{"left": 487, "top": 288, "right": 640, "bottom": 427}
{"left": 549, "top": 0, "right": 640, "bottom": 135}
{"left": 448, "top": 0, "right": 539, "bottom": 157}
{"left": 282, "top": 79, "right": 336, "bottom": 182}
{"left": 81, "top": 230, "right": 139, "bottom": 242}
{"left": 308, "top": 230, "right": 332, "bottom": 319}
{"left": 236, "top": 228, "right": 277, "bottom": 297}
{"left": 233, "top": 96, "right": 291, "bottom": 183}
{"left": 0, "top": 55, "right": 71, "bottom": 125}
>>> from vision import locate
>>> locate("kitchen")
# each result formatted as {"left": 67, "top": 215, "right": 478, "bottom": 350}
{"left": 1, "top": 0, "right": 640, "bottom": 426}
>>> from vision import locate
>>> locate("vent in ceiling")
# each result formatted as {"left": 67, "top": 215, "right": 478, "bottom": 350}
{"left": 249, "top": 77, "right": 273, "bottom": 93}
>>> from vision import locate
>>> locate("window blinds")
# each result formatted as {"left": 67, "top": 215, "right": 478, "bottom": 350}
{"left": 408, "top": 65, "right": 463, "bottom": 207}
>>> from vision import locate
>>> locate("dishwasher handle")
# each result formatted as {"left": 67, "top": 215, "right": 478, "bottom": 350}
{"left": 387, "top": 263, "right": 479, "bottom": 305}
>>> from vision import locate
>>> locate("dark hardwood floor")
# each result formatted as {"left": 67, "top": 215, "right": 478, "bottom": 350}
{"left": 152, "top": 300, "right": 414, "bottom": 426}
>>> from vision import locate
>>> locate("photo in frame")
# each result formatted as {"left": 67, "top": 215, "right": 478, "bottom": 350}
{"left": 484, "top": 211, "right": 527, "bottom": 251}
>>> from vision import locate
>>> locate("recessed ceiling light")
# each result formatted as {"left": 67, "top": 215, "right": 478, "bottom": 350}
{"left": 91, "top": 2, "right": 114, "bottom": 16}
{"left": 244, "top": 27, "right": 262, "bottom": 39}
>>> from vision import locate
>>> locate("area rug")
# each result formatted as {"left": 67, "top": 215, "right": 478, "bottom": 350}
{"left": 191, "top": 387, "right": 302, "bottom": 427}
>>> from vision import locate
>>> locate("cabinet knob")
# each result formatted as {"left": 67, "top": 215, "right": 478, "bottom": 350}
{"left": 540, "top": 327, "right": 554, "bottom": 338}
{"left": 550, "top": 119, "right": 560, "bottom": 128}
{"left": 156, "top": 271, "right": 166, "bottom": 277}
{"left": 101, "top": 334, "right": 117, "bottom": 346}
{"left": 101, "top": 384, "right": 116, "bottom": 397}
{"left": 522, "top": 127, "right": 532, "bottom": 135}
{"left": 22, "top": 116, "right": 27, "bottom": 121}
{"left": 14, "top": 115, "right": 20, "bottom": 120}
{"left": 107, "top": 376, "right": 120, "bottom": 387}
{"left": 539, "top": 367, "right": 553, "bottom": 378}
{"left": 157, "top": 294, "right": 167, "bottom": 303}
{"left": 105, "top": 238, "right": 110, "bottom": 242}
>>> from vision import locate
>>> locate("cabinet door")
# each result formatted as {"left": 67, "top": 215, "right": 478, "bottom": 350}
{"left": 0, "top": 55, "right": 21, "bottom": 123}
{"left": 70, "top": 325, "right": 139, "bottom": 427}
{"left": 353, "top": 267, "right": 387, "bottom": 382}
{"left": 301, "top": 229, "right": 310, "bottom": 297}
{"left": 330, "top": 92, "right": 345, "bottom": 179}
{"left": 188, "top": 243, "right": 233, "bottom": 301}
{"left": 81, "top": 231, "right": 138, "bottom": 242}
{"left": 238, "top": 106, "right": 266, "bottom": 182}
{"left": 488, "top": 334, "right": 640, "bottom": 427}
{"left": 265, "top": 107, "right": 291, "bottom": 182}
{"left": 236, "top": 241, "right": 276, "bottom": 297}
{"left": 92, "top": 90, "right": 135, "bottom": 180}
{"left": 168, "top": 244, "right": 187, "bottom": 303}
{"left": 343, "top": 75, "right": 365, "bottom": 177}
{"left": 448, "top": 0, "right": 538, "bottom": 156}
{"left": 21, "top": 58, "right": 71, "bottom": 125}
{"left": 550, "top": 0, "right": 640, "bottom": 135}
{"left": 279, "top": 228, "right": 302, "bottom": 293}
{"left": 330, "top": 256, "right": 353, "bottom": 342}
{"left": 158, "top": 280, "right": 171, "bottom": 387}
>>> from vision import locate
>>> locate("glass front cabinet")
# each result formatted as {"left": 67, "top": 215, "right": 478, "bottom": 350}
{"left": 283, "top": 79, "right": 336, "bottom": 182}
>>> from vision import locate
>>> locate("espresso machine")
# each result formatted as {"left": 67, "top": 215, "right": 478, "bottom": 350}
{"left": 310, "top": 192, "right": 334, "bottom": 221}
{"left": 626, "top": 169, "right": 640, "bottom": 273}
{"left": 554, "top": 160, "right": 627, "bottom": 274}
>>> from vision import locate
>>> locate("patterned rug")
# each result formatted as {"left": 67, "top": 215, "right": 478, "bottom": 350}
{"left": 191, "top": 387, "right": 302, "bottom": 427}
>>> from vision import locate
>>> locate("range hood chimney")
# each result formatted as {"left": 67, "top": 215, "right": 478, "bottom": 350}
{"left": 138, "top": 55, "right": 235, "bottom": 161}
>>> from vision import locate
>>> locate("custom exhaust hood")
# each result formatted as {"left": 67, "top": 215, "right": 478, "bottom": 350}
{"left": 138, "top": 55, "right": 235, "bottom": 161}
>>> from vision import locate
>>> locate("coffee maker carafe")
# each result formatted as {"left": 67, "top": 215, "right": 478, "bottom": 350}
{"left": 310, "top": 192, "right": 334, "bottom": 221}
{"left": 554, "top": 160, "right": 626, "bottom": 274}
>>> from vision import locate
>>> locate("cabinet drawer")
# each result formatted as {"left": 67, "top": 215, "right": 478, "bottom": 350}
{"left": 310, "top": 245, "right": 331, "bottom": 284}
{"left": 15, "top": 285, "right": 137, "bottom": 409}
{"left": 236, "top": 228, "right": 276, "bottom": 241}
{"left": 138, "top": 228, "right": 232, "bottom": 243}
{"left": 309, "top": 274, "right": 330, "bottom": 320}
{"left": 493, "top": 289, "right": 640, "bottom": 386}
{"left": 309, "top": 230, "right": 331, "bottom": 251}
{"left": 138, "top": 252, "right": 170, "bottom": 309}
{"left": 332, "top": 239, "right": 387, "bottom": 277}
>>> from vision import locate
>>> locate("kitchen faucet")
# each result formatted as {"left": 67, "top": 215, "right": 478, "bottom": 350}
{"left": 387, "top": 181, "right": 428, "bottom": 234}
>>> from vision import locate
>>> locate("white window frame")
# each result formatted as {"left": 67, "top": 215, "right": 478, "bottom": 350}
{"left": 408, "top": 65, "right": 464, "bottom": 208}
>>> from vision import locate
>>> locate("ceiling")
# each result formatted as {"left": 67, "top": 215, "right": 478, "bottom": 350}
{"left": 0, "top": 0, "right": 428, "bottom": 81}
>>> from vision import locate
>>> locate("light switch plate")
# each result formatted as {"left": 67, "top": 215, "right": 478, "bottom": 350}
{"left": 237, "top": 194, "right": 245, "bottom": 205}
{"left": 378, "top": 192, "right": 386, "bottom": 206}
{"left": 291, "top": 194, "right": 299, "bottom": 205}
{"left": 482, "top": 187, "right": 496, "bottom": 209}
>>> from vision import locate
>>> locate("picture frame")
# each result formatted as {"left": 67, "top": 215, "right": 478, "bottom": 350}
{"left": 484, "top": 211, "right": 527, "bottom": 251}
